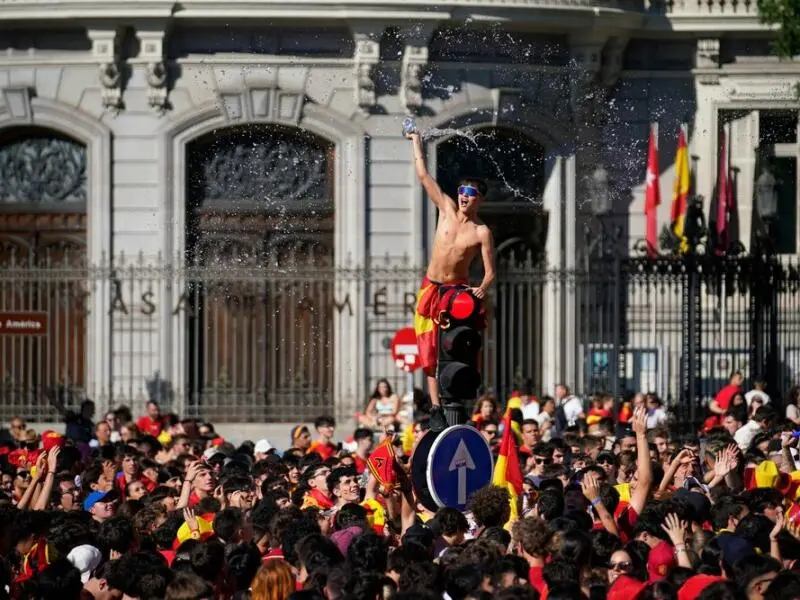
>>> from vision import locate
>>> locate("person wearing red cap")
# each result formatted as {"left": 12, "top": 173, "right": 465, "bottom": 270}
{"left": 677, "top": 575, "right": 726, "bottom": 600}
{"left": 607, "top": 575, "right": 649, "bottom": 600}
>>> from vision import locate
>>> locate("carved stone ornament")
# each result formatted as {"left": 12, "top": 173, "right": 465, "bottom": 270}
{"left": 601, "top": 38, "right": 627, "bottom": 89}
{"left": 695, "top": 38, "right": 721, "bottom": 85}
{"left": 90, "top": 30, "right": 124, "bottom": 113}
{"left": 146, "top": 62, "right": 169, "bottom": 113}
{"left": 353, "top": 34, "right": 380, "bottom": 112}
{"left": 0, "top": 135, "right": 87, "bottom": 204}
{"left": 138, "top": 30, "right": 170, "bottom": 114}
{"left": 99, "top": 61, "right": 123, "bottom": 113}
{"left": 696, "top": 39, "right": 720, "bottom": 69}
{"left": 192, "top": 130, "right": 330, "bottom": 208}
{"left": 402, "top": 57, "right": 424, "bottom": 113}
{"left": 568, "top": 43, "right": 604, "bottom": 117}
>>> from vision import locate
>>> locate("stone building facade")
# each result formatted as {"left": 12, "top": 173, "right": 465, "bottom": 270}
{"left": 0, "top": 1, "right": 798, "bottom": 422}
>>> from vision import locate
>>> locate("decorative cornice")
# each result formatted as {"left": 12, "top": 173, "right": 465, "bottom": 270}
{"left": 723, "top": 79, "right": 800, "bottom": 101}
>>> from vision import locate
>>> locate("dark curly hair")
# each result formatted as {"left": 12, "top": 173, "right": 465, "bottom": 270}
{"left": 467, "top": 485, "right": 511, "bottom": 528}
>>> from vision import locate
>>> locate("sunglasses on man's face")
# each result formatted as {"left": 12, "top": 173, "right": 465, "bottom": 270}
{"left": 458, "top": 185, "right": 480, "bottom": 198}
{"left": 610, "top": 561, "right": 632, "bottom": 571}
{"left": 484, "top": 429, "right": 498, "bottom": 436}
{"left": 534, "top": 457, "right": 552, "bottom": 465}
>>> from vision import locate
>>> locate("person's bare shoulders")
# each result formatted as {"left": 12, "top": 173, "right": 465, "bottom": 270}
{"left": 474, "top": 220, "right": 491, "bottom": 240}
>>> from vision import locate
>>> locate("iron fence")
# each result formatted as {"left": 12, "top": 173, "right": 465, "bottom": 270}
{"left": 1, "top": 249, "right": 799, "bottom": 424}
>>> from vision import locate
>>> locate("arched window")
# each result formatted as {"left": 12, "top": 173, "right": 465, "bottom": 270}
{"left": 0, "top": 127, "right": 88, "bottom": 420}
{"left": 184, "top": 125, "right": 336, "bottom": 421}
{"left": 186, "top": 124, "right": 334, "bottom": 265}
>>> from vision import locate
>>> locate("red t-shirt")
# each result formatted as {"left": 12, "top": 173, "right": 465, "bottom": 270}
{"left": 308, "top": 440, "right": 336, "bottom": 461}
{"left": 137, "top": 415, "right": 165, "bottom": 437}
{"left": 528, "top": 566, "right": 547, "bottom": 597}
{"left": 615, "top": 503, "right": 639, "bottom": 544}
{"left": 354, "top": 455, "right": 367, "bottom": 474}
{"left": 715, "top": 384, "right": 741, "bottom": 412}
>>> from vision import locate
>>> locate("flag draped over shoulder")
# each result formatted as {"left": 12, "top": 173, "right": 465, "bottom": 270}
{"left": 492, "top": 408, "right": 524, "bottom": 526}
{"left": 645, "top": 124, "right": 660, "bottom": 257}
{"left": 670, "top": 126, "right": 691, "bottom": 254}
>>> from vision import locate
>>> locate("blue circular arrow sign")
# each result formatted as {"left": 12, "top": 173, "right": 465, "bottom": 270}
{"left": 426, "top": 425, "right": 494, "bottom": 512}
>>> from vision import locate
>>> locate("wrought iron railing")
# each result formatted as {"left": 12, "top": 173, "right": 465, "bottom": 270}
{"left": 1, "top": 249, "right": 799, "bottom": 426}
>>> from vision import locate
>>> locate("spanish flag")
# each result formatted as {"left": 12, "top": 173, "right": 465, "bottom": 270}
{"left": 413, "top": 277, "right": 441, "bottom": 376}
{"left": 671, "top": 125, "right": 691, "bottom": 254}
{"left": 492, "top": 408, "right": 524, "bottom": 527}
{"left": 366, "top": 437, "right": 398, "bottom": 493}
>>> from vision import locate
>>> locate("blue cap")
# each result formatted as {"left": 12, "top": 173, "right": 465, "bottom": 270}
{"left": 83, "top": 489, "right": 117, "bottom": 512}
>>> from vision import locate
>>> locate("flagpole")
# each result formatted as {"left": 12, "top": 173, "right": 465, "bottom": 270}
{"left": 720, "top": 122, "right": 731, "bottom": 351}
{"left": 651, "top": 122, "right": 658, "bottom": 351}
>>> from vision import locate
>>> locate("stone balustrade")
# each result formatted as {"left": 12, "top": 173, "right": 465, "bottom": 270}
{"left": 0, "top": 0, "right": 766, "bottom": 26}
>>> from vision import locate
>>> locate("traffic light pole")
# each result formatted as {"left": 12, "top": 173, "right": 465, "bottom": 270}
{"left": 442, "top": 400, "right": 468, "bottom": 427}
{"left": 435, "top": 286, "right": 484, "bottom": 428}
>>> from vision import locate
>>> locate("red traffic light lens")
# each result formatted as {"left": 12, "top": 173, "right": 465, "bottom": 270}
{"left": 450, "top": 291, "right": 477, "bottom": 320}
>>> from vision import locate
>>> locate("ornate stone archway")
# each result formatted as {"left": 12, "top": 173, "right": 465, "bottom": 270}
{"left": 183, "top": 124, "right": 337, "bottom": 421}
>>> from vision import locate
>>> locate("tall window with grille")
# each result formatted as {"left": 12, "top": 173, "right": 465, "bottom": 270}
{"left": 184, "top": 125, "right": 335, "bottom": 422}
{"left": 758, "top": 109, "right": 798, "bottom": 255}
{"left": 0, "top": 127, "right": 88, "bottom": 420}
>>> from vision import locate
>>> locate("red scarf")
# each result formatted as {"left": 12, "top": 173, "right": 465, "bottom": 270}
{"left": 304, "top": 488, "right": 334, "bottom": 510}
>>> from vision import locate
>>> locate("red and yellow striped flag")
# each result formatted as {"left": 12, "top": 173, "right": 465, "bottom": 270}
{"left": 492, "top": 408, "right": 524, "bottom": 526}
{"left": 671, "top": 126, "right": 691, "bottom": 254}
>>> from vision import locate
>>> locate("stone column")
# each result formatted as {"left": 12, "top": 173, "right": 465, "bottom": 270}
{"left": 694, "top": 38, "right": 722, "bottom": 215}
{"left": 541, "top": 154, "right": 564, "bottom": 395}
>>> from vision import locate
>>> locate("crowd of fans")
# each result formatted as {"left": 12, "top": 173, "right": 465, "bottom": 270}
{"left": 2, "top": 373, "right": 800, "bottom": 600}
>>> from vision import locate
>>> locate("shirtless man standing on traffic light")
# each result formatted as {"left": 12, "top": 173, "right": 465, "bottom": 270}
{"left": 406, "top": 130, "right": 496, "bottom": 427}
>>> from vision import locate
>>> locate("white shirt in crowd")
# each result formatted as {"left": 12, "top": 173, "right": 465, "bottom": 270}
{"left": 535, "top": 412, "right": 553, "bottom": 442}
{"left": 646, "top": 408, "right": 668, "bottom": 430}
{"left": 562, "top": 395, "right": 584, "bottom": 427}
{"left": 745, "top": 389, "right": 770, "bottom": 407}
{"left": 521, "top": 401, "right": 540, "bottom": 420}
{"left": 734, "top": 419, "right": 762, "bottom": 451}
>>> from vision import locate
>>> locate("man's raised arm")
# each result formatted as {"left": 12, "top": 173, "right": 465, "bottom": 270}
{"left": 407, "top": 132, "right": 452, "bottom": 213}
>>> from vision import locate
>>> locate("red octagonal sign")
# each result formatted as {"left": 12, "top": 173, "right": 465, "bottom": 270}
{"left": 390, "top": 327, "right": 421, "bottom": 373}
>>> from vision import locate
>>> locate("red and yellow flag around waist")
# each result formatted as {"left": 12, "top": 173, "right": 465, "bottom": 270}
{"left": 492, "top": 406, "right": 524, "bottom": 528}
{"left": 413, "top": 277, "right": 439, "bottom": 375}
{"left": 671, "top": 125, "right": 691, "bottom": 254}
